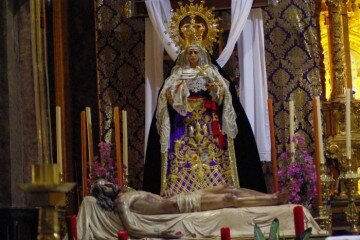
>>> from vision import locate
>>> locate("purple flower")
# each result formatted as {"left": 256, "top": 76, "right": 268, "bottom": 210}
{"left": 280, "top": 151, "right": 291, "bottom": 161}
{"left": 291, "top": 134, "right": 305, "bottom": 147}
{"left": 278, "top": 134, "right": 317, "bottom": 207}
{"left": 88, "top": 141, "right": 120, "bottom": 190}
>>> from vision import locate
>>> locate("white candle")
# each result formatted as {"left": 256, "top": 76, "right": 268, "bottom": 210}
{"left": 56, "top": 106, "right": 63, "bottom": 176}
{"left": 315, "top": 97, "right": 325, "bottom": 164}
{"left": 122, "top": 110, "right": 128, "bottom": 176}
{"left": 346, "top": 88, "right": 351, "bottom": 159}
{"left": 86, "top": 107, "right": 94, "bottom": 171}
{"left": 289, "top": 100, "right": 295, "bottom": 155}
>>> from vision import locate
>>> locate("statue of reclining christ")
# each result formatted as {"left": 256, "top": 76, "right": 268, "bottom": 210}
{"left": 89, "top": 178, "right": 290, "bottom": 239}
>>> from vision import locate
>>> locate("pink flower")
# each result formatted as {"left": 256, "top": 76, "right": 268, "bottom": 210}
{"left": 278, "top": 134, "right": 317, "bottom": 207}
{"left": 291, "top": 134, "right": 305, "bottom": 147}
{"left": 88, "top": 141, "right": 122, "bottom": 190}
{"left": 280, "top": 151, "right": 291, "bottom": 161}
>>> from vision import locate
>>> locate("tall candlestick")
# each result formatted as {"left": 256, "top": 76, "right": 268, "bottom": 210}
{"left": 56, "top": 106, "right": 63, "bottom": 177}
{"left": 114, "top": 107, "right": 124, "bottom": 186}
{"left": 315, "top": 97, "right": 325, "bottom": 164}
{"left": 312, "top": 98, "right": 322, "bottom": 206}
{"left": 345, "top": 88, "right": 351, "bottom": 159}
{"left": 85, "top": 107, "right": 94, "bottom": 171}
{"left": 289, "top": 100, "right": 295, "bottom": 156}
{"left": 268, "top": 99, "right": 279, "bottom": 193}
{"left": 81, "top": 111, "right": 88, "bottom": 196}
{"left": 122, "top": 110, "right": 128, "bottom": 177}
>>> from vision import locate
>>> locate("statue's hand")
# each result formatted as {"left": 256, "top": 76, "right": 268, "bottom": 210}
{"left": 205, "top": 81, "right": 219, "bottom": 92}
{"left": 160, "top": 230, "right": 183, "bottom": 239}
{"left": 206, "top": 81, "right": 225, "bottom": 101}
{"left": 165, "top": 89, "right": 174, "bottom": 105}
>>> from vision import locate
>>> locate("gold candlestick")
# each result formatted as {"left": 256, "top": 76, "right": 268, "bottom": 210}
{"left": 19, "top": 164, "right": 75, "bottom": 240}
{"left": 316, "top": 163, "right": 334, "bottom": 234}
{"left": 339, "top": 157, "right": 360, "bottom": 235}
{"left": 59, "top": 172, "right": 64, "bottom": 183}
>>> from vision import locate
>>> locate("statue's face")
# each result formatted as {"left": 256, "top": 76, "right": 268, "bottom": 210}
{"left": 187, "top": 49, "right": 199, "bottom": 66}
{"left": 97, "top": 179, "right": 120, "bottom": 198}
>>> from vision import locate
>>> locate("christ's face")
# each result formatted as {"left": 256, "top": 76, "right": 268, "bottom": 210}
{"left": 97, "top": 179, "right": 120, "bottom": 197}
{"left": 187, "top": 49, "right": 199, "bottom": 67}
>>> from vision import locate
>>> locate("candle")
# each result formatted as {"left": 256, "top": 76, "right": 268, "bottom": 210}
{"left": 220, "top": 227, "right": 230, "bottom": 240}
{"left": 289, "top": 100, "right": 295, "bottom": 156}
{"left": 114, "top": 107, "right": 124, "bottom": 186}
{"left": 81, "top": 111, "right": 88, "bottom": 196}
{"left": 293, "top": 206, "right": 305, "bottom": 238}
{"left": 85, "top": 107, "right": 94, "bottom": 171}
{"left": 122, "top": 110, "right": 128, "bottom": 177}
{"left": 358, "top": 167, "right": 360, "bottom": 195}
{"left": 315, "top": 97, "right": 325, "bottom": 164}
{"left": 312, "top": 99, "right": 322, "bottom": 206}
{"left": 117, "top": 230, "right": 128, "bottom": 240}
{"left": 56, "top": 106, "right": 63, "bottom": 177}
{"left": 268, "top": 99, "right": 279, "bottom": 193}
{"left": 345, "top": 88, "right": 351, "bottom": 159}
{"left": 66, "top": 215, "right": 77, "bottom": 240}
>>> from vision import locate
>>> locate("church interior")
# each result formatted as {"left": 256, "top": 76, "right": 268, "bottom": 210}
{"left": 1, "top": 0, "right": 360, "bottom": 239}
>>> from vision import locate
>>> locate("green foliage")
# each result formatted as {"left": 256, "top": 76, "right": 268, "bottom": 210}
{"left": 254, "top": 218, "right": 312, "bottom": 240}
{"left": 299, "top": 227, "right": 312, "bottom": 240}
{"left": 268, "top": 218, "right": 280, "bottom": 240}
{"left": 254, "top": 224, "right": 265, "bottom": 240}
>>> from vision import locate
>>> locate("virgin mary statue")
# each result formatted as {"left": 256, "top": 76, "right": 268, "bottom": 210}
{"left": 143, "top": 1, "right": 266, "bottom": 197}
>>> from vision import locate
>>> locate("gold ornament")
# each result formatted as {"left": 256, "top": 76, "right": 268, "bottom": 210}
{"left": 169, "top": 0, "right": 220, "bottom": 53}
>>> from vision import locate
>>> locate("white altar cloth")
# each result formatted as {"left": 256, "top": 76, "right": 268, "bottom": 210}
{"left": 75, "top": 196, "right": 326, "bottom": 239}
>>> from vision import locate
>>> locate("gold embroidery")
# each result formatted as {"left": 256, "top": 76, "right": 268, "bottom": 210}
{"left": 228, "top": 138, "right": 240, "bottom": 188}
{"left": 164, "top": 97, "right": 234, "bottom": 196}
{"left": 160, "top": 152, "right": 169, "bottom": 195}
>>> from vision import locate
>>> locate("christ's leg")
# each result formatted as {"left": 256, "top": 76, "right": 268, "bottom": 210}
{"left": 199, "top": 189, "right": 289, "bottom": 211}
{"left": 202, "top": 184, "right": 269, "bottom": 197}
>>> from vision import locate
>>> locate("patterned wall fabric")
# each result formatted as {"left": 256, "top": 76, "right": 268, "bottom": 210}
{"left": 95, "top": 0, "right": 145, "bottom": 189}
{"left": 263, "top": 1, "right": 323, "bottom": 153}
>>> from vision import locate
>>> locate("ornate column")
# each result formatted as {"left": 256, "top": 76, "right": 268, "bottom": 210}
{"left": 325, "top": 0, "right": 347, "bottom": 100}
{"left": 323, "top": 0, "right": 360, "bottom": 234}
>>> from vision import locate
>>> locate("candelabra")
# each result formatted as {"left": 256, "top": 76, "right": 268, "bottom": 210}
{"left": 19, "top": 164, "right": 75, "bottom": 240}
{"left": 316, "top": 163, "right": 334, "bottom": 234}
{"left": 327, "top": 137, "right": 360, "bottom": 235}
{"left": 339, "top": 155, "right": 360, "bottom": 234}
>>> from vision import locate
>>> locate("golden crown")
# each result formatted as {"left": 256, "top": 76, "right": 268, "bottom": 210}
{"left": 169, "top": 0, "right": 221, "bottom": 53}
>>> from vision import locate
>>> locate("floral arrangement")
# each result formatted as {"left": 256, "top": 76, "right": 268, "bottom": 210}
{"left": 278, "top": 134, "right": 317, "bottom": 207}
{"left": 88, "top": 141, "right": 118, "bottom": 186}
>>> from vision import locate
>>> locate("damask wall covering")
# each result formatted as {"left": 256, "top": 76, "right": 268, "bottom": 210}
{"left": 94, "top": 0, "right": 323, "bottom": 189}
{"left": 95, "top": 1, "right": 145, "bottom": 189}
{"left": 263, "top": 1, "right": 323, "bottom": 153}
